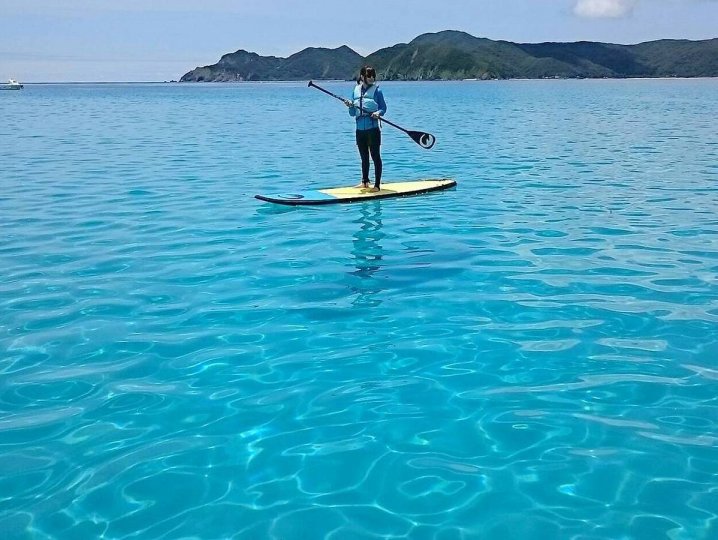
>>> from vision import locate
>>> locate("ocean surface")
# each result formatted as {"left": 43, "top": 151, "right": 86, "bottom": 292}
{"left": 1, "top": 80, "right": 717, "bottom": 540}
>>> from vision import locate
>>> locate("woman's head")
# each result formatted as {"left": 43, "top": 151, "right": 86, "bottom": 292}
{"left": 359, "top": 66, "right": 377, "bottom": 84}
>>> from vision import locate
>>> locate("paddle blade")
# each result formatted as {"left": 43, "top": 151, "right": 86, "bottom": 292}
{"left": 408, "top": 131, "right": 436, "bottom": 149}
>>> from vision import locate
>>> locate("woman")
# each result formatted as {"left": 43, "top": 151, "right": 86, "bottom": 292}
{"left": 344, "top": 66, "right": 387, "bottom": 192}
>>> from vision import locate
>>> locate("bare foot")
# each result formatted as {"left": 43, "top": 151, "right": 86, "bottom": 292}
{"left": 369, "top": 187, "right": 380, "bottom": 192}
{"left": 354, "top": 182, "right": 370, "bottom": 189}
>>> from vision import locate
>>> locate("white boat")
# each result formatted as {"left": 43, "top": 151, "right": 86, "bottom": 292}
{"left": 0, "top": 79, "right": 24, "bottom": 90}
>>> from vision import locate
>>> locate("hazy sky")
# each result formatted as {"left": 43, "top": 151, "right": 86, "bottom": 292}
{"left": 1, "top": 0, "right": 717, "bottom": 82}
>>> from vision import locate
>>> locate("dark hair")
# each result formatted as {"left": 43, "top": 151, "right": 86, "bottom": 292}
{"left": 357, "top": 65, "right": 377, "bottom": 83}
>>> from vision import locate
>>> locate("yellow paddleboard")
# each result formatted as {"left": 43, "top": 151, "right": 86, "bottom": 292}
{"left": 255, "top": 179, "right": 456, "bottom": 206}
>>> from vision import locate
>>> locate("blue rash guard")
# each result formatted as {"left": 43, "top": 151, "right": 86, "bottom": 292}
{"left": 349, "top": 83, "right": 387, "bottom": 131}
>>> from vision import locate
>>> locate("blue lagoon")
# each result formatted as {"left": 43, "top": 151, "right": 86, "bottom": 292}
{"left": 1, "top": 79, "right": 717, "bottom": 539}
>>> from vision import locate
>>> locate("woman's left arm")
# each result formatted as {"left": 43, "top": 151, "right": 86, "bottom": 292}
{"left": 374, "top": 88, "right": 387, "bottom": 117}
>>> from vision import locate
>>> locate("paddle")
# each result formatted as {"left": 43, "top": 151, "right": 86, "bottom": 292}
{"left": 308, "top": 80, "right": 436, "bottom": 150}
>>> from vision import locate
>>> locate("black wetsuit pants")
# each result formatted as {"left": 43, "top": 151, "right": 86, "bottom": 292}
{"left": 356, "top": 128, "right": 382, "bottom": 188}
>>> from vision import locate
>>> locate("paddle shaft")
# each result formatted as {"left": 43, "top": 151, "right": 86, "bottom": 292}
{"left": 308, "top": 80, "right": 408, "bottom": 134}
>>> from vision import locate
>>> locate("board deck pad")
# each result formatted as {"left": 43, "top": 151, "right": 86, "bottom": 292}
{"left": 255, "top": 179, "right": 456, "bottom": 206}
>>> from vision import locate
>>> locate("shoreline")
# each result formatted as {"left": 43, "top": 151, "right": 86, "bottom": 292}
{"left": 17, "top": 77, "right": 718, "bottom": 85}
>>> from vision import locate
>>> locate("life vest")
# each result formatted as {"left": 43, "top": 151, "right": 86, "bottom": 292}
{"left": 352, "top": 84, "right": 379, "bottom": 116}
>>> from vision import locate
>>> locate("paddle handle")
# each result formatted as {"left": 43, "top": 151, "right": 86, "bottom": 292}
{"left": 307, "top": 80, "right": 346, "bottom": 103}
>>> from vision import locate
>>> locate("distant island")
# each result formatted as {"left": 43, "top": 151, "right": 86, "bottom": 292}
{"left": 180, "top": 30, "right": 718, "bottom": 82}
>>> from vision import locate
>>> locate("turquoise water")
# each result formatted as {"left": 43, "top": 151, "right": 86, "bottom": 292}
{"left": 1, "top": 80, "right": 717, "bottom": 539}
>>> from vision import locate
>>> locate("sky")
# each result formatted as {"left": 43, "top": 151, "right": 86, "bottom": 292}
{"left": 1, "top": 0, "right": 717, "bottom": 82}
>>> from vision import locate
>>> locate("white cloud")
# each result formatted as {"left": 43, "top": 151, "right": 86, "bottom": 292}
{"left": 573, "top": 0, "right": 639, "bottom": 18}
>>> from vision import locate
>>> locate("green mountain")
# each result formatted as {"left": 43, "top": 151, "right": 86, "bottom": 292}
{"left": 180, "top": 46, "right": 362, "bottom": 82}
{"left": 180, "top": 30, "right": 718, "bottom": 82}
